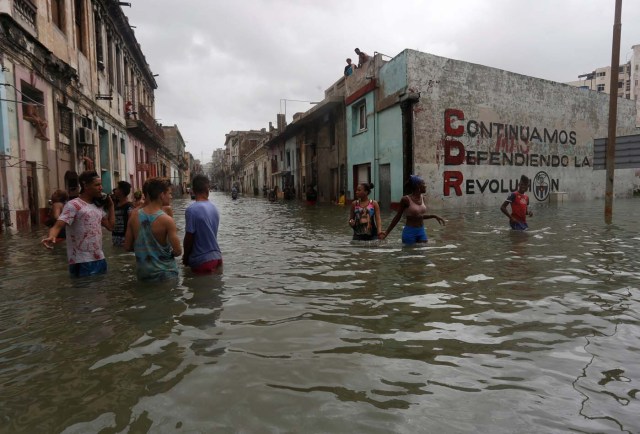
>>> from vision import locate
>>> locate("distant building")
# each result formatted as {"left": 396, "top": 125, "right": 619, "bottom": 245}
{"left": 566, "top": 44, "right": 640, "bottom": 123}
{"left": 222, "top": 130, "right": 269, "bottom": 193}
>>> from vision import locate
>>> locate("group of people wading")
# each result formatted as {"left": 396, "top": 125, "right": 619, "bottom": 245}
{"left": 42, "top": 172, "right": 222, "bottom": 280}
{"left": 348, "top": 174, "right": 533, "bottom": 244}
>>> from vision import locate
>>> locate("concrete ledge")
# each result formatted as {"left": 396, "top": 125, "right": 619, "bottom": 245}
{"left": 549, "top": 192, "right": 568, "bottom": 204}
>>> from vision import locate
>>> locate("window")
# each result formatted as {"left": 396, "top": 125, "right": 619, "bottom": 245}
{"left": 94, "top": 12, "right": 104, "bottom": 69}
{"left": 358, "top": 104, "right": 367, "bottom": 130}
{"left": 597, "top": 72, "right": 606, "bottom": 77}
{"left": 597, "top": 84, "right": 605, "bottom": 92}
{"left": 120, "top": 138, "right": 125, "bottom": 154}
{"left": 20, "top": 82, "right": 44, "bottom": 120}
{"left": 352, "top": 101, "right": 367, "bottom": 134}
{"left": 618, "top": 81, "right": 624, "bottom": 88}
{"left": 115, "top": 45, "right": 122, "bottom": 94}
{"left": 74, "top": 0, "right": 85, "bottom": 54}
{"left": 52, "top": 0, "right": 65, "bottom": 33}
{"left": 58, "top": 104, "right": 72, "bottom": 137}
{"left": 107, "top": 34, "right": 114, "bottom": 86}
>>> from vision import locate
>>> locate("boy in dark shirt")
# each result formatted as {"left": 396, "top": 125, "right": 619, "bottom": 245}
{"left": 112, "top": 181, "right": 134, "bottom": 246}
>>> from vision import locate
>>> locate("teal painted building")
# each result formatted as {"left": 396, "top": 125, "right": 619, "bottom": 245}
{"left": 345, "top": 51, "right": 412, "bottom": 210}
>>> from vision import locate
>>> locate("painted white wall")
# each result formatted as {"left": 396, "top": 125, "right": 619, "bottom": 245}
{"left": 404, "top": 50, "right": 639, "bottom": 209}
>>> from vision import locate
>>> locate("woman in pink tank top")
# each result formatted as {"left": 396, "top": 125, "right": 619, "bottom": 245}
{"left": 379, "top": 175, "right": 445, "bottom": 245}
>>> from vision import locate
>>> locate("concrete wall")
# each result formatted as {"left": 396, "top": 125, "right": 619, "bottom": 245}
{"left": 404, "top": 49, "right": 639, "bottom": 209}
{"left": 376, "top": 105, "right": 404, "bottom": 203}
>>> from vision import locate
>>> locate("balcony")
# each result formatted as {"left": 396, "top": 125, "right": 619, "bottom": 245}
{"left": 10, "top": 0, "right": 37, "bottom": 36}
{"left": 126, "top": 103, "right": 165, "bottom": 147}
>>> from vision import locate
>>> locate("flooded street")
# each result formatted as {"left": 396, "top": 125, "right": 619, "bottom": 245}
{"left": 1, "top": 193, "right": 639, "bottom": 433}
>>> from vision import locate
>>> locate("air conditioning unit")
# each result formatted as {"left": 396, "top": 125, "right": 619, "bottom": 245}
{"left": 77, "top": 127, "right": 93, "bottom": 145}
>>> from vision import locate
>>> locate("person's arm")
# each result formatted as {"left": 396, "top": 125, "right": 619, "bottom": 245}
{"left": 182, "top": 232, "right": 194, "bottom": 265}
{"left": 380, "top": 197, "right": 408, "bottom": 239}
{"left": 123, "top": 210, "right": 137, "bottom": 252}
{"left": 42, "top": 220, "right": 67, "bottom": 248}
{"left": 424, "top": 214, "right": 446, "bottom": 225}
{"left": 500, "top": 200, "right": 514, "bottom": 222}
{"left": 527, "top": 197, "right": 533, "bottom": 217}
{"left": 102, "top": 196, "right": 115, "bottom": 231}
{"left": 166, "top": 218, "right": 182, "bottom": 257}
{"left": 348, "top": 201, "right": 356, "bottom": 227}
{"left": 51, "top": 202, "right": 63, "bottom": 220}
{"left": 373, "top": 201, "right": 383, "bottom": 238}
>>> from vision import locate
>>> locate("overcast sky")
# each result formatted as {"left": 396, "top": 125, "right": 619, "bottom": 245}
{"left": 125, "top": 0, "right": 640, "bottom": 162}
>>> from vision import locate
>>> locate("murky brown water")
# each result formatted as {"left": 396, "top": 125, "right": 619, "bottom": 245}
{"left": 1, "top": 193, "right": 639, "bottom": 433}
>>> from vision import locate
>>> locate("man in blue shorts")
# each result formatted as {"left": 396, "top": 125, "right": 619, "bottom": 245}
{"left": 42, "top": 171, "right": 115, "bottom": 277}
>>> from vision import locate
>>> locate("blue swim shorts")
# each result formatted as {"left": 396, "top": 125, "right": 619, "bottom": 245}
{"left": 402, "top": 226, "right": 428, "bottom": 245}
{"left": 510, "top": 221, "right": 528, "bottom": 231}
{"left": 69, "top": 259, "right": 108, "bottom": 277}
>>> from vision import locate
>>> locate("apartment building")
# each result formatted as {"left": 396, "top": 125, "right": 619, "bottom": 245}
{"left": 0, "top": 0, "right": 183, "bottom": 231}
{"left": 567, "top": 45, "right": 640, "bottom": 107}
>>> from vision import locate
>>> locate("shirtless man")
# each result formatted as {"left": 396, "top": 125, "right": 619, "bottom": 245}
{"left": 354, "top": 48, "right": 371, "bottom": 68}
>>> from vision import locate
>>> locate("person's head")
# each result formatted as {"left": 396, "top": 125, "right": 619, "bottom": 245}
{"left": 143, "top": 177, "right": 172, "bottom": 205}
{"left": 78, "top": 170, "right": 102, "bottom": 198}
{"left": 340, "top": 189, "right": 345, "bottom": 196}
{"left": 356, "top": 182, "right": 374, "bottom": 199}
{"left": 355, "top": 48, "right": 361, "bottom": 55}
{"left": 133, "top": 190, "right": 142, "bottom": 201}
{"left": 115, "top": 181, "right": 131, "bottom": 200}
{"left": 346, "top": 58, "right": 352, "bottom": 64}
{"left": 51, "top": 189, "right": 68, "bottom": 203}
{"left": 191, "top": 174, "right": 210, "bottom": 195}
{"left": 518, "top": 175, "right": 530, "bottom": 193}
{"left": 407, "top": 174, "right": 426, "bottom": 194}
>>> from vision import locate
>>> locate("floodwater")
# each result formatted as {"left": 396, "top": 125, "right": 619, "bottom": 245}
{"left": 1, "top": 193, "right": 639, "bottom": 433}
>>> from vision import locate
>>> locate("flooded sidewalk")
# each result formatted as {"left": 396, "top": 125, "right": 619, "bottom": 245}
{"left": 0, "top": 193, "right": 639, "bottom": 433}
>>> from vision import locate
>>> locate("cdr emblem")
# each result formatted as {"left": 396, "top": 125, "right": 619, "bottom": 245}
{"left": 533, "top": 171, "right": 551, "bottom": 201}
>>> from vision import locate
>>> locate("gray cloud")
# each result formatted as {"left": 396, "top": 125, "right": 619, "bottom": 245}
{"left": 125, "top": 0, "right": 640, "bottom": 160}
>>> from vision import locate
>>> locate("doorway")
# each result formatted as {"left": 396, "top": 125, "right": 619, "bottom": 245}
{"left": 26, "top": 162, "right": 38, "bottom": 226}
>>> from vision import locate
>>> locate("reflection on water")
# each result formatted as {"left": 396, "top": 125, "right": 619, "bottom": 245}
{"left": 1, "top": 193, "right": 639, "bottom": 433}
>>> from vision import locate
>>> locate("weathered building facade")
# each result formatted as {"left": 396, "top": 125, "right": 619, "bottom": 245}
{"left": 345, "top": 50, "right": 640, "bottom": 210}
{"left": 0, "top": 0, "right": 188, "bottom": 231}
{"left": 162, "top": 124, "right": 187, "bottom": 193}
{"left": 222, "top": 129, "right": 269, "bottom": 194}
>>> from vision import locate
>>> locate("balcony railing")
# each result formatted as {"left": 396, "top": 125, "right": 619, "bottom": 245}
{"left": 13, "top": 0, "right": 37, "bottom": 33}
{"left": 137, "top": 104, "right": 164, "bottom": 139}
{"left": 126, "top": 103, "right": 164, "bottom": 146}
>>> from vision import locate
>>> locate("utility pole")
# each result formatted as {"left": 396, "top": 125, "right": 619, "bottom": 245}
{"left": 605, "top": 0, "right": 622, "bottom": 224}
